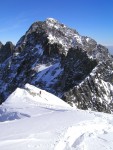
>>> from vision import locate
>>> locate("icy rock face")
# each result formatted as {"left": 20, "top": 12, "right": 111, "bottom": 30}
{"left": 63, "top": 46, "right": 113, "bottom": 113}
{"left": 0, "top": 18, "right": 113, "bottom": 113}
{"left": 64, "top": 66, "right": 113, "bottom": 113}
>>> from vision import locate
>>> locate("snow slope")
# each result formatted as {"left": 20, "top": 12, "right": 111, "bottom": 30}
{"left": 0, "top": 84, "right": 113, "bottom": 150}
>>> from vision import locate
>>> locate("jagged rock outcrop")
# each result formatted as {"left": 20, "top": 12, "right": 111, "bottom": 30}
{"left": 0, "top": 41, "right": 14, "bottom": 64}
{"left": 0, "top": 41, "right": 3, "bottom": 49}
{"left": 0, "top": 18, "right": 113, "bottom": 113}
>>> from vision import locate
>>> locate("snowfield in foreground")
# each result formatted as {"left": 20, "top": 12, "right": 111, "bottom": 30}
{"left": 0, "top": 84, "right": 113, "bottom": 150}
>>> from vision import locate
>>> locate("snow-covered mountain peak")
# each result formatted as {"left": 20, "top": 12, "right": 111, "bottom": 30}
{"left": 24, "top": 84, "right": 71, "bottom": 108}
{"left": 46, "top": 17, "right": 59, "bottom": 24}
{"left": 5, "top": 84, "right": 71, "bottom": 109}
{"left": 15, "top": 18, "right": 98, "bottom": 56}
{"left": 0, "top": 18, "right": 113, "bottom": 114}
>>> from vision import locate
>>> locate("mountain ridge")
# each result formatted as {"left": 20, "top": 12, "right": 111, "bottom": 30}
{"left": 1, "top": 83, "right": 113, "bottom": 150}
{"left": 0, "top": 18, "right": 113, "bottom": 113}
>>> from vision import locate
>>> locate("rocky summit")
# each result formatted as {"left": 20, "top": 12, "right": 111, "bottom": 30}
{"left": 0, "top": 18, "right": 113, "bottom": 113}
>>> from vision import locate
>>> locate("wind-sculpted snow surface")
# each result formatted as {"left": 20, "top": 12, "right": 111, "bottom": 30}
{"left": 0, "top": 18, "right": 113, "bottom": 113}
{"left": 0, "top": 84, "right": 113, "bottom": 150}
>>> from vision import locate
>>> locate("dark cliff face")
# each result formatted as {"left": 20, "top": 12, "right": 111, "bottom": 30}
{"left": 63, "top": 44, "right": 113, "bottom": 113}
{"left": 61, "top": 48, "right": 97, "bottom": 91}
{"left": 63, "top": 64, "right": 113, "bottom": 113}
{"left": 0, "top": 18, "right": 113, "bottom": 113}
{"left": 0, "top": 42, "right": 14, "bottom": 64}
{"left": 0, "top": 42, "right": 3, "bottom": 49}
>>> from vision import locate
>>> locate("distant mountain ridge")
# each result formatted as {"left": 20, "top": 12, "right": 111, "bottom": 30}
{"left": 0, "top": 18, "right": 113, "bottom": 113}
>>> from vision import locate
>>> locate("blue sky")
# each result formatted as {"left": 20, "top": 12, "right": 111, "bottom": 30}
{"left": 0, "top": 0, "right": 113, "bottom": 46}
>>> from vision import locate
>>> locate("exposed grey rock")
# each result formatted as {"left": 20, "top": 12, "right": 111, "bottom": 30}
{"left": 0, "top": 41, "right": 15, "bottom": 63}
{"left": 0, "top": 41, "right": 3, "bottom": 49}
